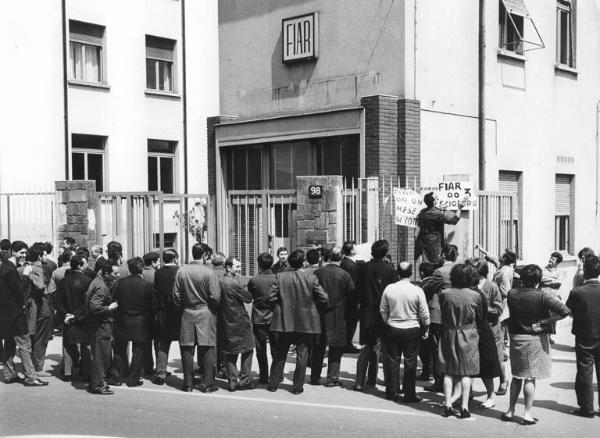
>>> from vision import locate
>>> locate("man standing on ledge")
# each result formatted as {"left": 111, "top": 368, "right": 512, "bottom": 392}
{"left": 415, "top": 192, "right": 464, "bottom": 265}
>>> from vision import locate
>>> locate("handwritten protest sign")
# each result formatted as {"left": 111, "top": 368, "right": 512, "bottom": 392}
{"left": 436, "top": 181, "right": 478, "bottom": 210}
{"left": 393, "top": 188, "right": 423, "bottom": 227}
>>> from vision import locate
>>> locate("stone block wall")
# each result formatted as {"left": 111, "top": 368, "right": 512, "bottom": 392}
{"left": 55, "top": 180, "right": 97, "bottom": 248}
{"left": 296, "top": 176, "right": 343, "bottom": 251}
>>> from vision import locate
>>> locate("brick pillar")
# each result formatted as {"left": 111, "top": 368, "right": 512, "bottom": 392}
{"left": 397, "top": 99, "right": 421, "bottom": 262}
{"left": 362, "top": 95, "right": 399, "bottom": 262}
{"left": 296, "top": 176, "right": 344, "bottom": 250}
{"left": 55, "top": 180, "right": 97, "bottom": 249}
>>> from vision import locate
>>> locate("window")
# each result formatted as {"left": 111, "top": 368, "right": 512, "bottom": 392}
{"left": 146, "top": 35, "right": 176, "bottom": 92}
{"left": 499, "top": 171, "right": 522, "bottom": 257}
{"left": 69, "top": 20, "right": 105, "bottom": 83}
{"left": 72, "top": 134, "right": 106, "bottom": 191}
{"left": 148, "top": 140, "right": 176, "bottom": 193}
{"left": 556, "top": 0, "right": 575, "bottom": 67}
{"left": 316, "top": 136, "right": 360, "bottom": 186}
{"left": 555, "top": 174, "right": 574, "bottom": 253}
{"left": 499, "top": 2, "right": 524, "bottom": 55}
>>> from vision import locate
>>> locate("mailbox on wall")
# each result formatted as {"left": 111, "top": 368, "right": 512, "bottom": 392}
{"left": 282, "top": 12, "right": 319, "bottom": 63}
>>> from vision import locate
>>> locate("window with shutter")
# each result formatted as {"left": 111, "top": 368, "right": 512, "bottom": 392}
{"left": 555, "top": 174, "right": 573, "bottom": 252}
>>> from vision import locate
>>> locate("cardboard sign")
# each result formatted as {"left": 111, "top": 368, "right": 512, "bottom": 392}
{"left": 436, "top": 181, "right": 478, "bottom": 210}
{"left": 393, "top": 188, "right": 423, "bottom": 228}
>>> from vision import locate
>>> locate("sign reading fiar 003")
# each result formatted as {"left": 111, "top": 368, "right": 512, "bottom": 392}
{"left": 308, "top": 185, "right": 324, "bottom": 199}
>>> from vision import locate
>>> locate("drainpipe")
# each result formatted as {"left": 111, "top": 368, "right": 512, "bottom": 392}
{"left": 596, "top": 101, "right": 600, "bottom": 216}
{"left": 478, "top": 0, "right": 486, "bottom": 190}
{"left": 62, "top": 0, "right": 69, "bottom": 180}
{"left": 181, "top": 0, "right": 190, "bottom": 259}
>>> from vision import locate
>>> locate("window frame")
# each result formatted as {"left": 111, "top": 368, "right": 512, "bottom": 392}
{"left": 148, "top": 140, "right": 177, "bottom": 194}
{"left": 556, "top": 0, "right": 576, "bottom": 69}
{"left": 554, "top": 173, "right": 575, "bottom": 254}
{"left": 68, "top": 20, "right": 106, "bottom": 85}
{"left": 71, "top": 148, "right": 105, "bottom": 191}
{"left": 145, "top": 35, "right": 176, "bottom": 93}
{"left": 499, "top": 3, "right": 525, "bottom": 55}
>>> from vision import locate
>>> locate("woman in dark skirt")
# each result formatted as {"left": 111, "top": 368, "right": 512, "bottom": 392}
{"left": 502, "top": 264, "right": 570, "bottom": 425}
{"left": 467, "top": 258, "right": 502, "bottom": 409}
{"left": 438, "top": 264, "right": 485, "bottom": 419}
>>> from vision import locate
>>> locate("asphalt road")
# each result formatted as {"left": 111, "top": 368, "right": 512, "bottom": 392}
{"left": 1, "top": 320, "right": 598, "bottom": 438}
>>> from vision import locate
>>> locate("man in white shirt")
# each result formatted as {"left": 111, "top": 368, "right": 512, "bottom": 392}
{"left": 380, "top": 262, "right": 430, "bottom": 402}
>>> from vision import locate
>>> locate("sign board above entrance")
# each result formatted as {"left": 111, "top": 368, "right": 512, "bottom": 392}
{"left": 282, "top": 13, "right": 319, "bottom": 63}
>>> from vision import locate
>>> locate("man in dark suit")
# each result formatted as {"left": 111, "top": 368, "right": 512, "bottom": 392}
{"left": 152, "top": 249, "right": 181, "bottom": 385}
{"left": 566, "top": 255, "right": 600, "bottom": 418}
{"left": 353, "top": 240, "right": 399, "bottom": 391}
{"left": 267, "top": 250, "right": 328, "bottom": 394}
{"left": 311, "top": 247, "right": 354, "bottom": 387}
{"left": 248, "top": 252, "right": 277, "bottom": 384}
{"left": 341, "top": 241, "right": 360, "bottom": 352}
{"left": 421, "top": 243, "right": 458, "bottom": 392}
{"left": 112, "top": 257, "right": 154, "bottom": 387}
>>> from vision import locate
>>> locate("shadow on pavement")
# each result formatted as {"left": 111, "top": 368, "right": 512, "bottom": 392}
{"left": 551, "top": 343, "right": 575, "bottom": 353}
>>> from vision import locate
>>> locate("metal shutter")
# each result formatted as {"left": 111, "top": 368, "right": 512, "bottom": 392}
{"left": 499, "top": 171, "right": 520, "bottom": 219}
{"left": 70, "top": 20, "right": 104, "bottom": 46}
{"left": 555, "top": 174, "right": 572, "bottom": 216}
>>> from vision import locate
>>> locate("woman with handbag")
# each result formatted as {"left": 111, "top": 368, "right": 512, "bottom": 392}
{"left": 501, "top": 264, "right": 571, "bottom": 425}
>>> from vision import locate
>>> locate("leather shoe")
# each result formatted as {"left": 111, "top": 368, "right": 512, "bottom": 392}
{"left": 309, "top": 378, "right": 320, "bottom": 385}
{"left": 106, "top": 379, "right": 122, "bottom": 387}
{"left": 403, "top": 395, "right": 423, "bottom": 403}
{"left": 181, "top": 385, "right": 193, "bottom": 392}
{"left": 325, "top": 379, "right": 342, "bottom": 388}
{"left": 23, "top": 378, "right": 49, "bottom": 387}
{"left": 126, "top": 380, "right": 143, "bottom": 387}
{"left": 572, "top": 408, "right": 595, "bottom": 418}
{"left": 88, "top": 387, "right": 114, "bottom": 395}
{"left": 238, "top": 381, "right": 256, "bottom": 390}
{"left": 353, "top": 383, "right": 363, "bottom": 392}
{"left": 386, "top": 393, "right": 401, "bottom": 402}
{"left": 291, "top": 387, "right": 304, "bottom": 395}
{"left": 197, "top": 383, "right": 219, "bottom": 393}
{"left": 267, "top": 385, "right": 278, "bottom": 392}
{"left": 152, "top": 376, "right": 165, "bottom": 385}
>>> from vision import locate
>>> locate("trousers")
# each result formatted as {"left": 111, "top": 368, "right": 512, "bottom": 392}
{"left": 382, "top": 326, "right": 421, "bottom": 397}
{"left": 269, "top": 332, "right": 311, "bottom": 392}
{"left": 89, "top": 324, "right": 113, "bottom": 391}
{"left": 1, "top": 335, "right": 36, "bottom": 380}
{"left": 253, "top": 324, "right": 276, "bottom": 382}
{"left": 575, "top": 336, "right": 600, "bottom": 412}
{"left": 181, "top": 345, "right": 216, "bottom": 388}
{"left": 226, "top": 350, "right": 253, "bottom": 387}
{"left": 113, "top": 340, "right": 146, "bottom": 385}
{"left": 31, "top": 295, "right": 53, "bottom": 371}
{"left": 311, "top": 344, "right": 345, "bottom": 382}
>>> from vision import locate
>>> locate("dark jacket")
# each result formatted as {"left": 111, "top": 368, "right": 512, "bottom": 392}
{"left": 84, "top": 275, "right": 115, "bottom": 337}
{"left": 219, "top": 273, "right": 254, "bottom": 354}
{"left": 341, "top": 257, "right": 361, "bottom": 320}
{"left": 422, "top": 262, "right": 455, "bottom": 325}
{"left": 357, "top": 259, "right": 399, "bottom": 345}
{"left": 248, "top": 269, "right": 276, "bottom": 325}
{"left": 566, "top": 279, "right": 600, "bottom": 340}
{"left": 415, "top": 206, "right": 460, "bottom": 264}
{"left": 268, "top": 268, "right": 329, "bottom": 334}
{"left": 113, "top": 274, "right": 154, "bottom": 342}
{"left": 0, "top": 260, "right": 28, "bottom": 339}
{"left": 154, "top": 264, "right": 181, "bottom": 340}
{"left": 271, "top": 261, "right": 289, "bottom": 275}
{"left": 56, "top": 269, "right": 92, "bottom": 343}
{"left": 507, "top": 288, "right": 570, "bottom": 335}
{"left": 315, "top": 264, "right": 355, "bottom": 347}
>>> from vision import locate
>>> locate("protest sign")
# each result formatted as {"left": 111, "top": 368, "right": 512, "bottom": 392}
{"left": 436, "top": 181, "right": 478, "bottom": 210}
{"left": 393, "top": 188, "right": 422, "bottom": 227}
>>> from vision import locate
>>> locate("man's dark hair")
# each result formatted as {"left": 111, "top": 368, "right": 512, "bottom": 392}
{"left": 0, "top": 239, "right": 11, "bottom": 251}
{"left": 466, "top": 257, "right": 488, "bottom": 278}
{"left": 397, "top": 262, "right": 412, "bottom": 279}
{"left": 10, "top": 240, "right": 28, "bottom": 253}
{"left": 306, "top": 248, "right": 321, "bottom": 265}
{"left": 63, "top": 236, "right": 76, "bottom": 246}
{"left": 520, "top": 264, "right": 543, "bottom": 288}
{"left": 95, "top": 257, "right": 117, "bottom": 275}
{"left": 107, "top": 241, "right": 123, "bottom": 261}
{"left": 419, "top": 262, "right": 436, "bottom": 279}
{"left": 583, "top": 256, "right": 600, "bottom": 280}
{"left": 442, "top": 244, "right": 458, "bottom": 263}
{"left": 192, "top": 242, "right": 211, "bottom": 260}
{"left": 450, "top": 263, "right": 478, "bottom": 289}
{"left": 288, "top": 250, "right": 305, "bottom": 269}
{"left": 371, "top": 239, "right": 389, "bottom": 260}
{"left": 70, "top": 255, "right": 85, "bottom": 270}
{"left": 276, "top": 247, "right": 288, "bottom": 256}
{"left": 341, "top": 241, "right": 355, "bottom": 256}
{"left": 76, "top": 247, "right": 90, "bottom": 259}
{"left": 224, "top": 256, "right": 237, "bottom": 270}
{"left": 58, "top": 250, "right": 73, "bottom": 267}
{"left": 257, "top": 252, "right": 274, "bottom": 271}
{"left": 127, "top": 257, "right": 144, "bottom": 275}
{"left": 32, "top": 242, "right": 46, "bottom": 252}
{"left": 330, "top": 248, "right": 343, "bottom": 263}
{"left": 499, "top": 250, "right": 517, "bottom": 267}
{"left": 212, "top": 252, "right": 226, "bottom": 267}
{"left": 25, "top": 247, "right": 43, "bottom": 263}
{"left": 550, "top": 251, "right": 563, "bottom": 265}
{"left": 578, "top": 247, "right": 596, "bottom": 262}
{"left": 143, "top": 251, "right": 160, "bottom": 267}
{"left": 43, "top": 241, "right": 53, "bottom": 255}
{"left": 162, "top": 249, "right": 178, "bottom": 264}
{"left": 423, "top": 192, "right": 435, "bottom": 208}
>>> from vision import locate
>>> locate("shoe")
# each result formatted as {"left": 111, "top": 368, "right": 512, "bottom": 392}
{"left": 353, "top": 384, "right": 363, "bottom": 392}
{"left": 480, "top": 399, "right": 496, "bottom": 409}
{"left": 385, "top": 393, "right": 401, "bottom": 402}
{"left": 500, "top": 413, "right": 514, "bottom": 422}
{"left": 237, "top": 381, "right": 256, "bottom": 390}
{"left": 309, "top": 378, "right": 320, "bottom": 386}
{"left": 496, "top": 383, "right": 508, "bottom": 396}
{"left": 425, "top": 383, "right": 443, "bottom": 393}
{"left": 88, "top": 387, "right": 113, "bottom": 395}
{"left": 106, "top": 379, "right": 122, "bottom": 387}
{"left": 227, "top": 383, "right": 238, "bottom": 392}
{"left": 4, "top": 376, "right": 23, "bottom": 384}
{"left": 549, "top": 337, "right": 556, "bottom": 345}
{"left": 402, "top": 395, "right": 422, "bottom": 403}
{"left": 442, "top": 406, "right": 459, "bottom": 417}
{"left": 217, "top": 370, "right": 228, "bottom": 380}
{"left": 291, "top": 387, "right": 304, "bottom": 395}
{"left": 35, "top": 371, "right": 52, "bottom": 377}
{"left": 181, "top": 385, "right": 193, "bottom": 392}
{"left": 23, "top": 378, "right": 49, "bottom": 387}
{"left": 266, "top": 385, "right": 278, "bottom": 392}
{"left": 61, "top": 375, "right": 72, "bottom": 382}
{"left": 126, "top": 380, "right": 143, "bottom": 387}
{"left": 197, "top": 383, "right": 219, "bottom": 393}
{"left": 152, "top": 376, "right": 165, "bottom": 385}
{"left": 459, "top": 409, "right": 471, "bottom": 419}
{"left": 519, "top": 418, "right": 538, "bottom": 426}
{"left": 571, "top": 409, "right": 594, "bottom": 418}
{"left": 325, "top": 379, "right": 342, "bottom": 388}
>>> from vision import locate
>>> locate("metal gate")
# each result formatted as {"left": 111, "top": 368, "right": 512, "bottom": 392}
{"left": 95, "top": 192, "right": 210, "bottom": 263}
{"left": 472, "top": 191, "right": 518, "bottom": 258}
{"left": 0, "top": 192, "right": 56, "bottom": 245}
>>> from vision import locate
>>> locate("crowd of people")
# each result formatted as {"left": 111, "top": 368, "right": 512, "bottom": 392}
{"left": 1, "top": 230, "right": 600, "bottom": 425}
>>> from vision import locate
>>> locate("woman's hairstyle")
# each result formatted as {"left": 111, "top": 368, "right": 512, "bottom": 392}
{"left": 519, "top": 264, "right": 542, "bottom": 288}
{"left": 499, "top": 250, "right": 517, "bottom": 267}
{"left": 449, "top": 263, "right": 479, "bottom": 289}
